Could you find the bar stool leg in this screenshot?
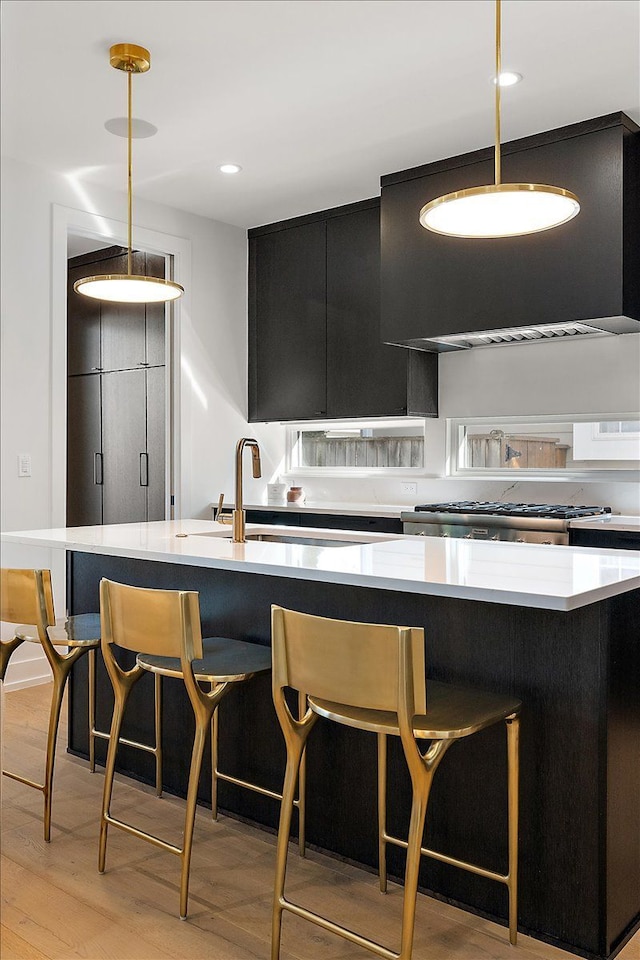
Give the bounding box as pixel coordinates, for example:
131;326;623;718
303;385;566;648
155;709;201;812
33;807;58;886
506;715;520;945
398;739;449;960
0;637;24;682
179;707;213;920
211;698;219;821
297;690;307;858
42;650;84;842
99;673;141;873
154;673;163;797
377;732;387;893
271;710;317;960
88;648;97;773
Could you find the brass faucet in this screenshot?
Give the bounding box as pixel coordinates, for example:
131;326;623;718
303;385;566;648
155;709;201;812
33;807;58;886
232;438;262;542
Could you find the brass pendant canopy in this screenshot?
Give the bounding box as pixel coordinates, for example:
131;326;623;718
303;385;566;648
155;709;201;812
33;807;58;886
420;0;580;239
75;43;184;304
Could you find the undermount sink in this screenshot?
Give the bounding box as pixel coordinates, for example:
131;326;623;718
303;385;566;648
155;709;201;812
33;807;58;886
244;532;371;547
189;528;392;547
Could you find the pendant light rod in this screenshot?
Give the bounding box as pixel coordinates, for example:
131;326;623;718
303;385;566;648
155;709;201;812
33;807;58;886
74;43;184;303
127;66;133;276
495;0;501;186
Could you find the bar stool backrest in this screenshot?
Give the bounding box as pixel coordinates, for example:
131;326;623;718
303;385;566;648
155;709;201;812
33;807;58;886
100;579;204;661
0;569;55;642
271;606;426;715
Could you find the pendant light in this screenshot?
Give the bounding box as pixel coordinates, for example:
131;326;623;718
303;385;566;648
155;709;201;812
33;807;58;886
75;44;184;303
419;0;580;239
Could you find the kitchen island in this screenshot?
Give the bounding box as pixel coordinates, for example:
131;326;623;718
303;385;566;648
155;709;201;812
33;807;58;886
2;520;639;960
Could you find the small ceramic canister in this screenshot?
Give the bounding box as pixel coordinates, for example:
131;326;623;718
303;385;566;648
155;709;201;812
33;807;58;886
286;486;305;504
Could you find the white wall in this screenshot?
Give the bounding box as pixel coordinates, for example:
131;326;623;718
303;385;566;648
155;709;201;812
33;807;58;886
0;155;284;686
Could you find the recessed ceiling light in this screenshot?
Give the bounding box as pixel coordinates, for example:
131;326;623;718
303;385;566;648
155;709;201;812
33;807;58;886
492;71;523;87
104;117;158;138
219;163;242;174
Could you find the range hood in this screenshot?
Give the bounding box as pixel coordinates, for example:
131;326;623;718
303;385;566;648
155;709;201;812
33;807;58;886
412;318;639;352
380;113;640;352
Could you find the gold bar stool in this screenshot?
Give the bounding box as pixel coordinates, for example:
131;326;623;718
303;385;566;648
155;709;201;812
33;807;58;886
98;577;277;919
270;606;521;960
0;568;100;842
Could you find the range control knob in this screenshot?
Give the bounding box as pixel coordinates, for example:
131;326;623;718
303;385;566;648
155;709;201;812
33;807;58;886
464;533;473;539
516;538;525;543
418;531;426;536
442;533;450;537
491;535;499;540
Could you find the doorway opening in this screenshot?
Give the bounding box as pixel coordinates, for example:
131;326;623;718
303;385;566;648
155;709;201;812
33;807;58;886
66;234;173;526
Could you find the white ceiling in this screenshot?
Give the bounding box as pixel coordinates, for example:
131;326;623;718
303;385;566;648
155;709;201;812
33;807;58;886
2;0;639;229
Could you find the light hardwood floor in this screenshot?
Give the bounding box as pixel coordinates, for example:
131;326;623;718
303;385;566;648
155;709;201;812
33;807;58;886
1;683;638;960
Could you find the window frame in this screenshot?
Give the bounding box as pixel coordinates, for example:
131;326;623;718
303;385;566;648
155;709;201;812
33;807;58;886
284;418;428;478
447;412;640;482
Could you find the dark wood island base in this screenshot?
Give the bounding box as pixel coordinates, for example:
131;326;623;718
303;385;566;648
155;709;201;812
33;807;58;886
67;551;640;960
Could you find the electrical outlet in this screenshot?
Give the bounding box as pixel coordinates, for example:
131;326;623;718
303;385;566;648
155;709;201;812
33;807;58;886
401;482;417;496
18;454;31;478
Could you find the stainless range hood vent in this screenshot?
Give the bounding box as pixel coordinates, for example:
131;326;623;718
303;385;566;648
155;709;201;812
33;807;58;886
427;321;612;350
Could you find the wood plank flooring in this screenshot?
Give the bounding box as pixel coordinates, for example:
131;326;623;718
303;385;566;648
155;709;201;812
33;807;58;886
1;683;638;960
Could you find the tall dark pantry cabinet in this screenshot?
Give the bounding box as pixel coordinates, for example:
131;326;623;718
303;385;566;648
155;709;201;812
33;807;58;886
67;247;167;526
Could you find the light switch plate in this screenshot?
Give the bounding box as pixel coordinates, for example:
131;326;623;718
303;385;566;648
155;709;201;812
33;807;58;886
401;482;417;496
18;454;31;477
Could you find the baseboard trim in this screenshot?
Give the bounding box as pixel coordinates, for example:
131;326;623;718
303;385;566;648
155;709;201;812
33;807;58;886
3;656;52;692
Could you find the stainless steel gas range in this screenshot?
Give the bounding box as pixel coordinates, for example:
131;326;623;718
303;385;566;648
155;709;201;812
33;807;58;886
401;501;612;545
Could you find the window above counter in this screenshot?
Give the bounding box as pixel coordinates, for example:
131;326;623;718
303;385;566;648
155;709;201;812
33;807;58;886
448;414;640;481
286;419;426;476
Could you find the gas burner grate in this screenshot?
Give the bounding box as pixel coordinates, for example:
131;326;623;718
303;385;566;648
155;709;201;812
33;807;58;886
414;501;611;520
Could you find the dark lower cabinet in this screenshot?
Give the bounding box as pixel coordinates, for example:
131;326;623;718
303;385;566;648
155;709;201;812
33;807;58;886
249;199;437;422
246;509;402;534
569;528;640;550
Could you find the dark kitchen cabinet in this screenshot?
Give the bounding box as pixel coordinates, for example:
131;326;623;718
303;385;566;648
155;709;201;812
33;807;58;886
102;370;148;524
68;249;167;374
249;220;327;421
67;374;103;525
245;509;403;534
569;527;640;550
249;200;437;422
66;248;167;526
67;368;166;526
381;113;640;349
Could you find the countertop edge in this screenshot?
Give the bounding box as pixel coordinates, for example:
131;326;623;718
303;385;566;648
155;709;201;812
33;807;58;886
3;526;639;612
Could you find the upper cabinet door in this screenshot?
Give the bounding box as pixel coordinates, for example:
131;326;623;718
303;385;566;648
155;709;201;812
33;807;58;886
100;252;147;372
145;253;167;367
326;205;409;418
249;221;327;421
68;265;102;375
381;117;639;347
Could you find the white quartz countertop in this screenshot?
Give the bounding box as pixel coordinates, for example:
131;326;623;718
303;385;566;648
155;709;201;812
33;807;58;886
3;520;639;612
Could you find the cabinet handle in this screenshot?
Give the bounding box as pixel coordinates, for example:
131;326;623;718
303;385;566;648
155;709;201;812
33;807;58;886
140;452;149;486
94;453;103;485
91;366;103;371
138;361;149;366
314;411;326;416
